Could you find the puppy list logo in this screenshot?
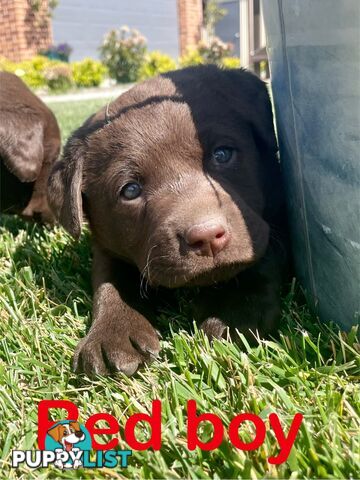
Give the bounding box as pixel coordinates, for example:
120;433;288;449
11;399;304;470
11;408;132;470
45;420;90;469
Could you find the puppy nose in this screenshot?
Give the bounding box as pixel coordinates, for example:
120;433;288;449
185;222;230;257
75;431;83;438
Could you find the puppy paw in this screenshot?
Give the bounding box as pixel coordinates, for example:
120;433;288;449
73;320;161;376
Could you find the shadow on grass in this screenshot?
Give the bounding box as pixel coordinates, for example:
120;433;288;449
0;214;187;337
0;214;92;316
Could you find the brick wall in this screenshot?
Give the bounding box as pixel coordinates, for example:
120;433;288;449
177;0;203;55
0;0;52;62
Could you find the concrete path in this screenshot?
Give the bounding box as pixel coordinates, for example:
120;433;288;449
41;84;134;103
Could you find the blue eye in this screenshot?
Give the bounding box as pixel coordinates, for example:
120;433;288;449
212;146;235;164
120;182;142;200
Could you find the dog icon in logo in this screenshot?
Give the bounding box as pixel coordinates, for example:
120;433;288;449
46;421;88;469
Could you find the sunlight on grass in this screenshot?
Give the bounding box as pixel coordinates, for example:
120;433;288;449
48;98;108;143
0;99;359;479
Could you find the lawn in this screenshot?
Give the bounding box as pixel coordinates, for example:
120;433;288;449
0;98;359;479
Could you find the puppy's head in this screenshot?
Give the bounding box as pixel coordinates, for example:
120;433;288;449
48;422;84;450
48;66;281;287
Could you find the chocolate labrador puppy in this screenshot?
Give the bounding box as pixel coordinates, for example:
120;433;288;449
0;71;60;222
48;65;288;376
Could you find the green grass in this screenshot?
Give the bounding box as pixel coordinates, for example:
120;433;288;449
49;98;108;141
0;99;359;479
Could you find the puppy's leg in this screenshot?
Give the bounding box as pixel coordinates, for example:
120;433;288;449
195;250;285;342
73;243;160;376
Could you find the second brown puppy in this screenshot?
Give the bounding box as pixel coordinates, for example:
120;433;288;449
0;71;60;222
48;65;289;376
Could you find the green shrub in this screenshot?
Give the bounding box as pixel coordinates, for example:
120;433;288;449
200;37;233;63
221;56;240;69
99;26;147;83
72;58;108;87
0;55;68;90
0;55;64;89
20;57;55;88
139;51;176;79
179;48;205;68
44;64;73;91
179;37;234;68
0;57;16;72
1;55;109;91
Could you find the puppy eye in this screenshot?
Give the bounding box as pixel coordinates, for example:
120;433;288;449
120;182;142;200
212;146;235;164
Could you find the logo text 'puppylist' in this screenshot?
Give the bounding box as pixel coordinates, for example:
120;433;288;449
11;400;303;470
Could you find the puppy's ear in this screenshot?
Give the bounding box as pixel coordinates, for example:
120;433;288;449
47;424;66;443
0;113;44;182
226;69;278;155
250;83;278;155
48;137;84;239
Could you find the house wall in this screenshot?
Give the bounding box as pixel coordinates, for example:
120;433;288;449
0;0;52;61
52;0;180;61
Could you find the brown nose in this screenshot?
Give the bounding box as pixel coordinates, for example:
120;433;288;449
185;222;230;257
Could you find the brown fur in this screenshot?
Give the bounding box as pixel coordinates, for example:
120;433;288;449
47;424;67;443
47;422;82;443
0;71;61;222
48;65;289;376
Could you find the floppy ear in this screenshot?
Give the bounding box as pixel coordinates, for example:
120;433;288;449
70;421;81;430
47;425;66;443
0;113;44;182
226;69;278;155
250;84;278;155
47;137;84;239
